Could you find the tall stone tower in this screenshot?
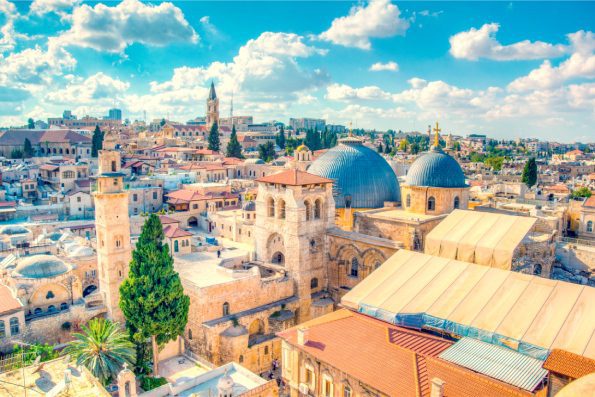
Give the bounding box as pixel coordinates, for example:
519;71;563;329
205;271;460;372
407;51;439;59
93;148;131;323
254;169;335;322
206;81;219;129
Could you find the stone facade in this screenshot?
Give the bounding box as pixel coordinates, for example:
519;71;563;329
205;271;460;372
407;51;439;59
93;149;132;323
401;184;469;215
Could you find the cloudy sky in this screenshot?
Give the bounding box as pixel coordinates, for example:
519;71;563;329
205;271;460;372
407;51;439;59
1;0;594;141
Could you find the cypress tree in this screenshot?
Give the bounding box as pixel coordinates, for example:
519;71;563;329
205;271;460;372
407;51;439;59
521;157;538;187
27;118;35;129
208;122;220;151
276;126;286;149
226;125;243;159
91;125;104;157
23;138;33;158
119;214;190;375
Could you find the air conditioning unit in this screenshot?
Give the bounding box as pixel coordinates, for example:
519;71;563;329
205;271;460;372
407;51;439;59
299;383;310;395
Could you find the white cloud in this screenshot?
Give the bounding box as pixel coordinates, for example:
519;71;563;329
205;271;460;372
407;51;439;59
319;0;409;50
326;83;391;101
46;72;129;103
369;61;399;72
0;0;20;53
29;0;79;17
52;0;198;53
449;23;568;61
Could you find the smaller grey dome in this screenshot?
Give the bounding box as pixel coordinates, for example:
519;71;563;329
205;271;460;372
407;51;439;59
242;201;255;211
13;255;70;279
405;147;466;188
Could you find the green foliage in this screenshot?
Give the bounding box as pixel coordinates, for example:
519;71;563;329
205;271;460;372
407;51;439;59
410;142;420;155
377;143;383;153
140;376;168;391
453;141;461;151
304;129;322;151
571;187;592;199
119;214;190;374
231;316;239;327
275;126;286;149
207;122;220;151
321;128;337;149
226;125;243;158
521;157;538;188
64;318;135;384
23;138;33;158
160;118;166;126
27;118;35;129
258;141;276;162
484;156;505;171
10;149;23;159
384;144;391;154
12;342;59;365
91;125;104;157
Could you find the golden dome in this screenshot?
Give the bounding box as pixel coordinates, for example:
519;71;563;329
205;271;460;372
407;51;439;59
296;144;309;152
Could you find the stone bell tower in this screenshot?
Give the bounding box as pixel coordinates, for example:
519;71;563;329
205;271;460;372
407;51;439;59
254;169;335;322
93;148;131;324
206;81;219;129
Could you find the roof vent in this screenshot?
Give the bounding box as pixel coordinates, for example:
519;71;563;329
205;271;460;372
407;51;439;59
297;327;307;346
430;378;445;397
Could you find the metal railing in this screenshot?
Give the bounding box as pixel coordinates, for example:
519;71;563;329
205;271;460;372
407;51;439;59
557;236;595;247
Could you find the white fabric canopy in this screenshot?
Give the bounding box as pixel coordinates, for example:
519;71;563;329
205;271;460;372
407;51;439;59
424;210;537;269
343;250;595;360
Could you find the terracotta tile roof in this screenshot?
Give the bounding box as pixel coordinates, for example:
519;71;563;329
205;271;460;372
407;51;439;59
584;195;595;208
222;157;244;165
158;215;180;225
0;129;90;145
195;149;219;155
40;164;59;171
0;284;23;315
166;189;209;203
279;309;539;397
543;349;595;379
163;225;193;238
0;201;16;208
255;169;333;186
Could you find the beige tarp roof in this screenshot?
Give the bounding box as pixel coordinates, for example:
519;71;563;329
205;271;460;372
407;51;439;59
342;250;595;359
424;209;537;269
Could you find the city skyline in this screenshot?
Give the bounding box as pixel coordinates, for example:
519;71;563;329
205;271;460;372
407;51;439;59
1;0;594;142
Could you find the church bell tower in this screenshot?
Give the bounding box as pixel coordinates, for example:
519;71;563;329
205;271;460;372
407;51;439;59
206;81;219;129
93;149;131;324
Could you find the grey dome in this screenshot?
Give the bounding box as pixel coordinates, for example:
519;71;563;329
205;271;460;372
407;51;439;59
406;147;466;188
1;225;30;235
308;137;400;208
13;255;70;279
242;200;256;211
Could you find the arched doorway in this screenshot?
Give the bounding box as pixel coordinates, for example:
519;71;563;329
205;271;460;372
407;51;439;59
83;285;97;297
188;216;198;227
271;252;285;265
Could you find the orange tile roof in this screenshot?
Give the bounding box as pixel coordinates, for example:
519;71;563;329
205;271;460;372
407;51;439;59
158;215;180;225
163;225;193;238
278;309;537;397
166;189;209;202
255;169;333;186
543;349;595;379
584;195;595;208
0;284;23;315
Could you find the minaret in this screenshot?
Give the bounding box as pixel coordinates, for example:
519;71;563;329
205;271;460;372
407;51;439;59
206;81;219;129
93;148;131;324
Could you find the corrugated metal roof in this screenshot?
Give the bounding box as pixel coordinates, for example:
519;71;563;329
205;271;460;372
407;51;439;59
439;337;547;392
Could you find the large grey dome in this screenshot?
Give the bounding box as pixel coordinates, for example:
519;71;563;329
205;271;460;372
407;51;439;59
406;147;466;188
308;137;400;208
13;255;70;279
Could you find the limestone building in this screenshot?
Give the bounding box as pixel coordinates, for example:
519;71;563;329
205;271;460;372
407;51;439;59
206;81;219;129
93;147;132;323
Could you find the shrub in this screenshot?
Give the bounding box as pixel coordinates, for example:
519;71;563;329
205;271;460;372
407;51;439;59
140;376;168;391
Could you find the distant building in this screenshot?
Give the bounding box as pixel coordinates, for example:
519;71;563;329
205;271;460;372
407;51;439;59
326;124;346;134
106;108;122;121
206;81;219;129
48;115;121;128
289;118;326;132
220;116;253;131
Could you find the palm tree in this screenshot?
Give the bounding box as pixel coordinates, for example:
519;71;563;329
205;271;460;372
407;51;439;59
65;318;135;384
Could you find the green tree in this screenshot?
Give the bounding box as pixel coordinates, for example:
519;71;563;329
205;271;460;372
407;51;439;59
64;318;135;385
410;142;420;155
258;141;276;162
91;125;104;157
485;156;505;171
23;138;34;158
521;157;538;188
377;143;383;153
120;214;190;376
570;187;592;199
225;125;243;158
208;122;220;151
27;118;35;129
160;118;166;127
453;141;461;152
276;126;286;149
10;149;23;159
384;144;391;154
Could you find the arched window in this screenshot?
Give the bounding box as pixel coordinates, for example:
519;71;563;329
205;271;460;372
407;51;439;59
350;258;359;277
0;320;5;338
34;308;42;315
174;240;179;252
48;305;56;312
111;161;116;172
310;278;318;290
588;221;594;233
343;385;352;397
406;194;411;208
278;199;286;219
427;196;436;211
314;199;322;219
374;261;381;270
188;329;193;340
9;317;18;335
264;346;269;355
267;197;275;217
534;264;542;276
223;302;230;316
305;200;312;221
454;196;460;209
239;355;243;363
60;302;68;311
46;291;55;299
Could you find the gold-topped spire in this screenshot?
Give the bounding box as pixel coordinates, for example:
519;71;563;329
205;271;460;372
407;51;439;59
348;121;353;137
433;121;441;148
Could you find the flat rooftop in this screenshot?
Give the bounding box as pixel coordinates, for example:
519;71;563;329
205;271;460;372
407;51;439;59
174;249;252;288
359;208;446;222
176;362;268;397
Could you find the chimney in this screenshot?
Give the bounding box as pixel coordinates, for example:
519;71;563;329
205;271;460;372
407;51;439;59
430;378;445;397
297;327;307;346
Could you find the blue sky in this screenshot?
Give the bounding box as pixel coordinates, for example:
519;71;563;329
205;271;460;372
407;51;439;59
1;1;594;141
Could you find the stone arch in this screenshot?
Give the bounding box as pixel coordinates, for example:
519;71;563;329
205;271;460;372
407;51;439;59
266;232;285;263
83;284;97;297
314;198;322;219
361;248;387;269
304;199;312;221
248;319;264;346
29;282;69;309
427;196;436;211
454;196;460;209
188;216;198;227
277;198;286;219
334;243;361;263
267;196;275;217
271;251;285;265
